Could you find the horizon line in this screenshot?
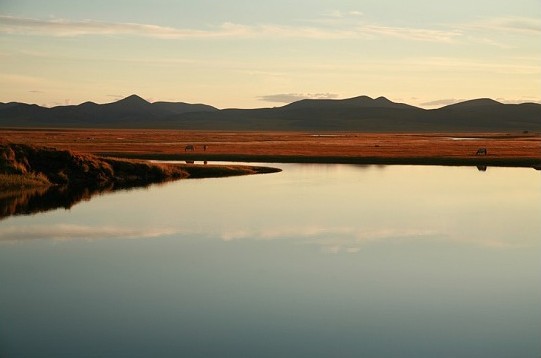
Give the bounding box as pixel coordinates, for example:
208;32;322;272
2;93;541;110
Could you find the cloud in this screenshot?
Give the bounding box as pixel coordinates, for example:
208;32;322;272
0;15;460;42
0;15;350;39
420;98;465;107
0;72;51;85
324;10;364;18
402;56;541;75
361;25;461;42
106;94;125;100
496;97;541;105
500;18;541;33
1;13;538;51
258;93;339;103
467;17;541;34
349;11;364;17
0;15;218;38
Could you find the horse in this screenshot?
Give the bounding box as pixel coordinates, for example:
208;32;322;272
185;144;195;152
475;148;487;156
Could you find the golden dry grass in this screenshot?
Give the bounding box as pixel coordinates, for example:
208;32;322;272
1;128;540;166
0;173;51;190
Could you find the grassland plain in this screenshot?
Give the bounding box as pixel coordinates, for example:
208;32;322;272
1;129;539;168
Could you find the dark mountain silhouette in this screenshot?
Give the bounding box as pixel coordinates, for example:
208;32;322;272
440;98;503;110
152;101;219;114
0;95;539;132
281;96;417;111
0;95;218;127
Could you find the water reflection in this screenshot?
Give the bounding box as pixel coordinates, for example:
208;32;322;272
0;182;163;221
1;164;538;250
0;164;539;358
0;223;179;242
476;165;487;171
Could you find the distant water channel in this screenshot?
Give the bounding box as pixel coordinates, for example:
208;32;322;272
1;164;540;358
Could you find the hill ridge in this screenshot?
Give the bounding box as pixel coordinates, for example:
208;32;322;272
441;98;503;109
1;95;539;132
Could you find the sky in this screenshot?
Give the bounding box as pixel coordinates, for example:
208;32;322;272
1;0;540;109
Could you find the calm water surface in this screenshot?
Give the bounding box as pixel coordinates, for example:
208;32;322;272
1;164;540;357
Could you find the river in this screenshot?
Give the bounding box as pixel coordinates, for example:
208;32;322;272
1;164;540;357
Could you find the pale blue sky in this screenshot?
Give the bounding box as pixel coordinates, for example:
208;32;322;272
1;0;540;108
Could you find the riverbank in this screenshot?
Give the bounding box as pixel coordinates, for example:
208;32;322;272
0;142;281;190
109;152;541;169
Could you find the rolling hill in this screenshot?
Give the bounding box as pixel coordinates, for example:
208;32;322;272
0;95;539;132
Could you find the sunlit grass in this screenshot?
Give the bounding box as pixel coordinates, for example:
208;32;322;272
0;173;51;190
1;129;538;165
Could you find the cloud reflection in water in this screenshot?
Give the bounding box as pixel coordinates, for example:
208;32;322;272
0;223;528;252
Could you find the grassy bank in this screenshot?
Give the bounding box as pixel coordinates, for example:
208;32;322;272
0;142;280;190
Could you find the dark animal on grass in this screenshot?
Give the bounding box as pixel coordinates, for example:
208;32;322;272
475;148;487;156
185;145;195;152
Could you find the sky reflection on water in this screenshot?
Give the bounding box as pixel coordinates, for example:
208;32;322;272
0;164;540;357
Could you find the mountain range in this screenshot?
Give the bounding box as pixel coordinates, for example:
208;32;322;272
1;94;540;132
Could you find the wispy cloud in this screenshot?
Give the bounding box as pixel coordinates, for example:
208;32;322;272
420;98;465;107
466;16;541;35
106;94;125;100
403;56;541;75
258;93;339;103
324;10;364;18
0;15;225;38
361;25;461;42
0;15;461;43
0;72;52;85
495;97;541;105
0;15;347;39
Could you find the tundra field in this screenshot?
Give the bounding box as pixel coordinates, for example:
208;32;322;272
1;128;540;168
